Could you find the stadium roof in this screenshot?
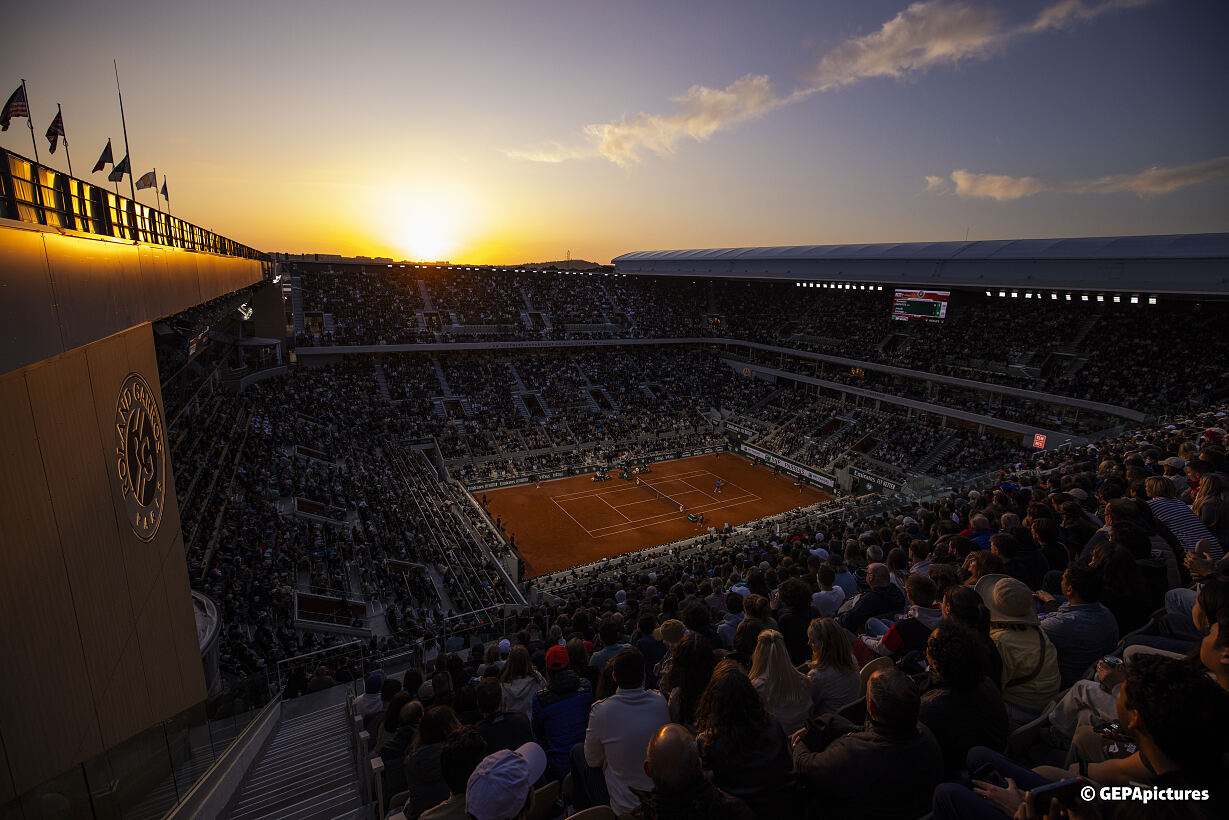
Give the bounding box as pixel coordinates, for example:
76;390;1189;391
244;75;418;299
612;233;1229;295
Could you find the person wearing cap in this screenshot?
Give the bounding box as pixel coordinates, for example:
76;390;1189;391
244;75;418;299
582;648;671;817
1161;456;1189;495
531;644;593;780
465;742;548;820
976;576;1060;729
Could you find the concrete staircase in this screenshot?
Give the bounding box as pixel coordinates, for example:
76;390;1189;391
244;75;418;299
289;277;305;336
223;689;364;820
914;433;962;474
507;362;527;392
513;393;535;424
1069;315;1100;351
373;362;393;402
431;356;452;395
417;280;435;310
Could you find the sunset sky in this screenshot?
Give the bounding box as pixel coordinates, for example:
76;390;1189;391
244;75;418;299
3;0;1227;264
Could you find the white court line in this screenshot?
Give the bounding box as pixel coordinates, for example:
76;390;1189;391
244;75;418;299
585;492;761;537
585;497;763;538
598;494;633;521
551;496;597;539
540;456;775;538
551;484;643;502
550;469;714;502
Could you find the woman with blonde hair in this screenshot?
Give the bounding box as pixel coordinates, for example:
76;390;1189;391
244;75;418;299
803;618;860;715
749;629;813;732
1193;473;1228;552
499;645;544;719
1144;473;1222;558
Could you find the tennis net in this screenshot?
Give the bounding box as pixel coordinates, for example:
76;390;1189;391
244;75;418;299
636;478;686;514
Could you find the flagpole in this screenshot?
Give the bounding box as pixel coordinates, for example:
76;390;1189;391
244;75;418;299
21;79;39;164
153;166;162;210
58;104;73;177
162;175;170;216
113;60;137;207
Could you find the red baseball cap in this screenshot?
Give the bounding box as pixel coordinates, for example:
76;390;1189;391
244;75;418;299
545;645;570;670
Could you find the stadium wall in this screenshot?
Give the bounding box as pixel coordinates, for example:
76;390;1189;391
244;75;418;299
0;218;267;376
0;323;205;798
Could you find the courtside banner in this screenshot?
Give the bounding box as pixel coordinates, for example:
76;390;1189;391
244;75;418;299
464;447;722;491
725;422;755;437
850;467;899;492
739;444;835;489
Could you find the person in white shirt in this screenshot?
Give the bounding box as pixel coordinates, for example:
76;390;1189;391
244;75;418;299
583;648;671;816
811;565;846;618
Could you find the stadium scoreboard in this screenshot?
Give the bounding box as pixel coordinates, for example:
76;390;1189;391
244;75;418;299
892;289;950;323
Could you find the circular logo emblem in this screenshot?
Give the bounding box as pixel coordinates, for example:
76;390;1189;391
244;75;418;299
115;372;166;541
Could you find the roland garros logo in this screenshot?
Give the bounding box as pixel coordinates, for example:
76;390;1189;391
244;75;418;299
115;372;166;541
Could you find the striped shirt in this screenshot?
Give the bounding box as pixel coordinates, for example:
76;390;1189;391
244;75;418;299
1147;497;1224;561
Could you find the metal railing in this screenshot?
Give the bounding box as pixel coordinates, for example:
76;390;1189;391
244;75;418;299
0;670;279;820
1;147;267;262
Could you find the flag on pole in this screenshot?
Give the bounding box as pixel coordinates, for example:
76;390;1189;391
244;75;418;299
109;153;130;182
1;84;29;131
160;178;169;202
45;111;65;153
136;170;156;189
92;139;114;172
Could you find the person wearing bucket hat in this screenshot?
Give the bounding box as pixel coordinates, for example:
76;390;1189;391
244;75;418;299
979;577;1061;728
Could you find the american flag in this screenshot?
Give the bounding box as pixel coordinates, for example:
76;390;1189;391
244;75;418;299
45;111;65;153
1;85;29;132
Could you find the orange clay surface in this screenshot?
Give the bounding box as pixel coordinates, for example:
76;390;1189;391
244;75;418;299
482;453;831;577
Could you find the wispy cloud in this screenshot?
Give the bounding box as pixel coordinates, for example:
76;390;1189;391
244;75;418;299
506;0;1156;166
581;74;793;167
806;1;1004;91
925;155;1229;200
1026;0;1154;33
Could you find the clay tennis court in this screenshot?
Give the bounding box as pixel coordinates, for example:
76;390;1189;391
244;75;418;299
483;453;831;576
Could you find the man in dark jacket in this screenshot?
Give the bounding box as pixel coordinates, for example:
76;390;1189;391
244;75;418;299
475;681;533;755
917;625;1008;779
837;564;906;633
379;701;424;804
532;645;593;779
632;724;751;820
792;668;943;820
991;534;1048;591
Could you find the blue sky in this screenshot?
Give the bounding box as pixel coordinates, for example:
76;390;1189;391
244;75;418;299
2;0;1226;262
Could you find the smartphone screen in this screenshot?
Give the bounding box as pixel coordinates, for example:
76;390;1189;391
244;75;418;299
971;763;1007;789
1029;778;1085;813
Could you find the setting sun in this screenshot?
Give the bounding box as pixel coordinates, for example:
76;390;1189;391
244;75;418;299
379;181;484;262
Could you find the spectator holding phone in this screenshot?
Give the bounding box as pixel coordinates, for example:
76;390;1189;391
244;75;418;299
932;654;1229;820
